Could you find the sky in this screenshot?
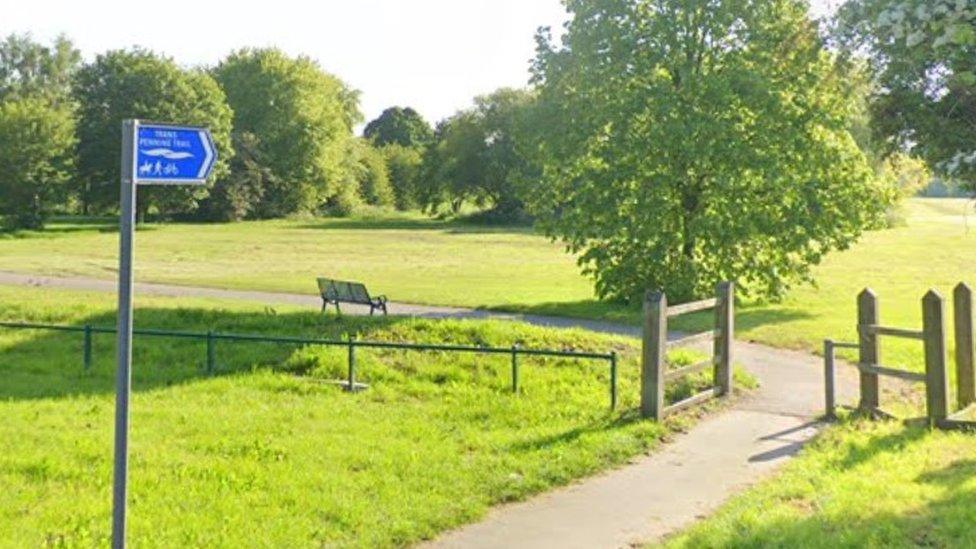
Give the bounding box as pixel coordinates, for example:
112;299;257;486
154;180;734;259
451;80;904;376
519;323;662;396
1;0;839;128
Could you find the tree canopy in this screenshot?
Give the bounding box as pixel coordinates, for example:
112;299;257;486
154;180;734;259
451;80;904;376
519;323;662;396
363;107;433;148
0;96;75;229
421;88;539;217
213;48;360;218
73;48;232;217
530;0;892;302
0;33;79;103
0;34;78;229
381;144;424;210
836;0;976;185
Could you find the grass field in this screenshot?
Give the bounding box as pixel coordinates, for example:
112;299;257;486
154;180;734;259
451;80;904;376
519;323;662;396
4;201;973;546
3;199;976;379
0;285;747;547
0;212;593;309
660;415;976;548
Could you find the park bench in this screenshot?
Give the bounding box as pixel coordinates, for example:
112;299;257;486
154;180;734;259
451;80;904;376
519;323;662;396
317;278;388;316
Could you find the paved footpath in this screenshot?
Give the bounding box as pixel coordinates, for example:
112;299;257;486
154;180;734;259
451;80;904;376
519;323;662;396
0;271;860;548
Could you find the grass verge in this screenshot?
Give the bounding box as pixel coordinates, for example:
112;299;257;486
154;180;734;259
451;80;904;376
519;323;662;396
660;414;976;548
0;286;749;547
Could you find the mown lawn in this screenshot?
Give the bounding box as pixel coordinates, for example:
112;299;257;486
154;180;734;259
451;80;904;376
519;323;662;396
0;285;735;548
2;199;975;376
0;212;592;309
660;415;976;548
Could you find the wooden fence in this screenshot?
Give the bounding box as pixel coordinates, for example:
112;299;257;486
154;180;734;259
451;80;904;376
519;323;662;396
641;282;734;420
824;284;976;429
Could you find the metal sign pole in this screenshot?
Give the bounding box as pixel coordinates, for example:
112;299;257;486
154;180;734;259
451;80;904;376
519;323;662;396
109;119;215;547
112;118;138;549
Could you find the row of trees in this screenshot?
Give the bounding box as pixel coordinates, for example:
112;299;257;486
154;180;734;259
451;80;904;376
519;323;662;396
0;32;542;229
362;94;540;220
2;0;970;305
0;36;409;228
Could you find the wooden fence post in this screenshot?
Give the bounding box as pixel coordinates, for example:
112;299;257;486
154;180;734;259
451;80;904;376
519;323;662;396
923;290;950;424
642;291;667;420
858;289;880;412
714;281;735;397
954;283;975;409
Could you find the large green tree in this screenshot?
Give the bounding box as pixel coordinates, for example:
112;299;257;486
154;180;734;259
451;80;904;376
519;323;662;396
0;34;79;229
73;49;232;218
530;0;892;302
363;107;434;148
213;48;361;218
836;0;976;185
0;97;75;229
422;88;540;217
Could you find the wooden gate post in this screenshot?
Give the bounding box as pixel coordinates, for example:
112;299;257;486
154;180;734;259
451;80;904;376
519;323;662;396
642;291;667;420
923;290;950;424
714;281;735;396
953;283;975;409
858;289;880;412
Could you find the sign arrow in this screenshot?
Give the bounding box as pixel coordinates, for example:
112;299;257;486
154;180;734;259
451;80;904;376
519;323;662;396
135;123;218;185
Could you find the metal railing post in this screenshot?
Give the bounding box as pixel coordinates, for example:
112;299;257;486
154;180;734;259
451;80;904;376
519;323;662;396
83;324;93;373
824;340;836;419
511;345;520;394
642;290;667;420
347;336;357;391
610;352;618;411
206;331;216;375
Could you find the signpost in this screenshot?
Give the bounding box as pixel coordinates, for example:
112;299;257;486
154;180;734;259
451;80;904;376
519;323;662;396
112;120;216;549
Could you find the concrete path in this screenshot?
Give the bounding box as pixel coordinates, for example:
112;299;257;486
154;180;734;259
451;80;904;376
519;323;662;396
0;271;862;547
0;271;645;335
428;343;858;549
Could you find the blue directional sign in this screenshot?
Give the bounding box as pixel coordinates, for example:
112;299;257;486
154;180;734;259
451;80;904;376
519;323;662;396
134;123;217;184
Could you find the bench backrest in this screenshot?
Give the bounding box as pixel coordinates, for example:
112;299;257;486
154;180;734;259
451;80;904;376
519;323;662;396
318;278;372;303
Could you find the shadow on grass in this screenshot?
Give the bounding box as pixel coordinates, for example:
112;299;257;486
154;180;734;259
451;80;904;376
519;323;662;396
0;307;412;402
294;217;537;235
507;409;645;452
491;300;817;335
488;300;641;326
0;220;162;238
830;420;929;469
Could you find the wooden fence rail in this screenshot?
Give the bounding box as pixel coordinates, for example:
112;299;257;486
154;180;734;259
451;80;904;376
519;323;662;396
854;288;949;424
823;285;976;428
641;282;734;420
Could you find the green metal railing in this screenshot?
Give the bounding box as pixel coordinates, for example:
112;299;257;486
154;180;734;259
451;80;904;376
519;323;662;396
0;321;620;409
